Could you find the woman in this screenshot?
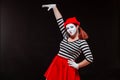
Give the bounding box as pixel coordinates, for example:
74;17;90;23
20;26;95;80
42;4;93;80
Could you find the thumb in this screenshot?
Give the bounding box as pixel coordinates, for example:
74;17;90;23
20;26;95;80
47;7;51;11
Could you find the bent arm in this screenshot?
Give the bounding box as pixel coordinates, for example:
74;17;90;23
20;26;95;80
78;59;90;68
80;40;93;63
78;40;93;69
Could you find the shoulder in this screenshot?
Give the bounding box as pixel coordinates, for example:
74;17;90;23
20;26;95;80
78;39;89;46
79;39;87;43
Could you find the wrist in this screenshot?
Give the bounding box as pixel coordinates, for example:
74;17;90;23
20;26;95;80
77;64;80;69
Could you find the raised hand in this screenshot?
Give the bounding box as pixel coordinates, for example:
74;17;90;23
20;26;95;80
42;4;56;11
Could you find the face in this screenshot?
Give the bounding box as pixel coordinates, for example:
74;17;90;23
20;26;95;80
66;23;77;36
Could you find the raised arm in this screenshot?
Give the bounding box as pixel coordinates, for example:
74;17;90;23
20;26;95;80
42;4;68;38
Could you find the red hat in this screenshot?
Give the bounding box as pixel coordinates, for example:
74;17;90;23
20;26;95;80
64;17;80;28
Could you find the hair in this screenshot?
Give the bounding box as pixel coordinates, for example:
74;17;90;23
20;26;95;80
78;27;88;40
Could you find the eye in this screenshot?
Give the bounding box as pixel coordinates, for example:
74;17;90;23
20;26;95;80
66;27;69;30
70;26;74;28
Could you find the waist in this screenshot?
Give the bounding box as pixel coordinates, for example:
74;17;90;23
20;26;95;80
57;54;74;60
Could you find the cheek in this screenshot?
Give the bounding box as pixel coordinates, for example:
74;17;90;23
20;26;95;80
67;29;70;33
67;28;76;33
72;28;77;32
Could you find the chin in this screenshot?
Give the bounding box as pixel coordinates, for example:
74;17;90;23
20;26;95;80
70;34;75;37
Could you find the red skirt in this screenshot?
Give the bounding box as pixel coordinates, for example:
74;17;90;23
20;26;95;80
44;55;80;80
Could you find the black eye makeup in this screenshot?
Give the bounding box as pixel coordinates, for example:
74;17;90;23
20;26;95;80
66;27;69;30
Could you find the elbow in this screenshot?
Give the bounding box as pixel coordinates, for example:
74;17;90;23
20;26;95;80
86;57;94;63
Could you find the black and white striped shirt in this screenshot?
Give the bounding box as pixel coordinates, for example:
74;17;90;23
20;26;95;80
57;18;93;62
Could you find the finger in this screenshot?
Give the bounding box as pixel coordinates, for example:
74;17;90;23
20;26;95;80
68;62;74;65
68;59;73;62
68;60;71;63
42;5;49;8
69;63;72;65
68;60;72;64
70;59;74;61
68;61;72;64
68;64;73;66
42;5;46;8
47;7;51;11
68;60;74;63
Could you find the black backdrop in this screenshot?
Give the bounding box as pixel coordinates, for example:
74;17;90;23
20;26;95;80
1;0;119;80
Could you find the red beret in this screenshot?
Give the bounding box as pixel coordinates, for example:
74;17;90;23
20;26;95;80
64;17;80;28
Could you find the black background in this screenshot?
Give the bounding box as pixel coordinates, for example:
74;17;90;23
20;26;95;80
1;0;119;80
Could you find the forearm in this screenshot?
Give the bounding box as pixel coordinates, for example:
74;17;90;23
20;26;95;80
78;59;90;69
53;6;62;20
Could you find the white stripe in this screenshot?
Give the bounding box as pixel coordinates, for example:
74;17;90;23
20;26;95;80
86;58;93;62
84;52;92;56
57;18;63;22
58;20;64;25
83;50;91;53
80;45;88;49
82;47;89;51
63;33;66;37
79;41;87;45
60;26;65;31
86;55;93;58
59;23;64;28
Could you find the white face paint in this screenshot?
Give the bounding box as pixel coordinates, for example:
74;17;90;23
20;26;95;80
66;23;77;36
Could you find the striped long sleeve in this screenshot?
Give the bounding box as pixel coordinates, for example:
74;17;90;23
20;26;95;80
79;40;93;62
57;18;68;38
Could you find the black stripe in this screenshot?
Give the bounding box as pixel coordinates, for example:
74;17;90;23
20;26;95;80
59;53;75;60
57;18;63;22
81;45;89;49
82;48;90;52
